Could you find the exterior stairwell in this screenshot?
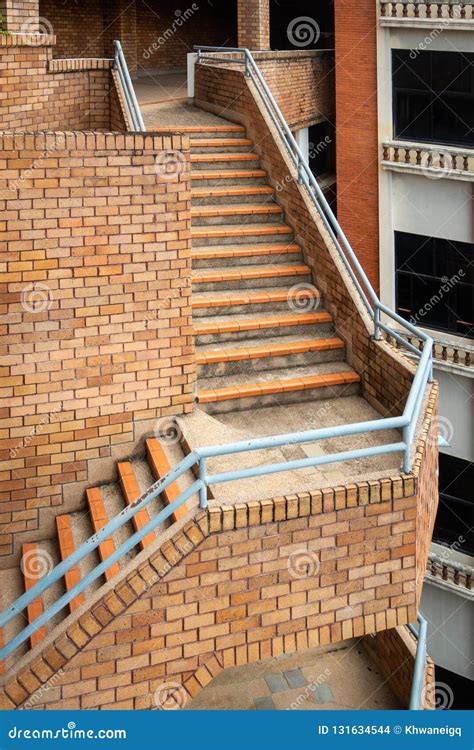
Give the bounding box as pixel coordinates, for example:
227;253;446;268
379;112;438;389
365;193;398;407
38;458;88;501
0;438;196;677
181;124;361;413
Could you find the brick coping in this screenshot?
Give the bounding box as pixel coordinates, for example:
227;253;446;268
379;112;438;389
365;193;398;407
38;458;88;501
0;131;190;151
0;32;56;47
0;380;437;708
48;58;113;73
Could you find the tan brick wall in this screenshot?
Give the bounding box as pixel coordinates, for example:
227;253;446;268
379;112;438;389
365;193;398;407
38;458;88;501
0;431;437;709
363;626;436;709
238;0;269;49
0;131;195;560
334;0;380;291
0;35;116;131
0;0;38;32
195;51;334;131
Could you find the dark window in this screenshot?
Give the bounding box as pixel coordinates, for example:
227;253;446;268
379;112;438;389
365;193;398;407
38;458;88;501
309;121;335;177
433;454;474;556
392;50;474;147
270;0;334;50
395;231;474;339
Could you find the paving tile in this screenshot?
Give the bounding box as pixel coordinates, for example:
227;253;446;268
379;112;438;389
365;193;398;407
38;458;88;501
264;672;289;694
311;683;335;704
283;668;307;689
254;696;276;710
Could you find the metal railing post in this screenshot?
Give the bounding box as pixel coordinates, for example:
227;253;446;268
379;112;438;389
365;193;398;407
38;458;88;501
199;457;208;508
409;615;428;710
403;424;411;473
374;307;381;340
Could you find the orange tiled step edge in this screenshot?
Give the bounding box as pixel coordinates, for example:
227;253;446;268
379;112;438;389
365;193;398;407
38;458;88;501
192;225;292;240
191;204;282;218
192;288;320;310
21;543;46;648
192;186;274;199
192;169;266;180
194;312;332;336
55;515;85;613
190;152;259;163
198;371;361;404
118;462;154;550
192;243;300;261
145;439;187;523
86;488;120;582
157;125;245;133
192;138;253;148
196;337;345;365
192;264;311;284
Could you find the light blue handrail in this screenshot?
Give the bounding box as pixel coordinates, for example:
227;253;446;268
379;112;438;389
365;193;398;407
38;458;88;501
113;40;145;131
408;614;428;710
0;49;434;666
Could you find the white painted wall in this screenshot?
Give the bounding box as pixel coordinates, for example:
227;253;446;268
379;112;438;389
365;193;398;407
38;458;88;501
436;370;474;462
295;127;309;163
421;582;474;681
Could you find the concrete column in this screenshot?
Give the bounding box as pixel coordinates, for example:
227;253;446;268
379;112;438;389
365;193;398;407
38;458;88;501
238;0;270;50
0;0;40;33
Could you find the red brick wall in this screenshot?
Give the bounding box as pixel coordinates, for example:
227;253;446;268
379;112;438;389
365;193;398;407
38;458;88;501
39;0;105;58
334;0;380;291
0;131;194;560
0;35;115;131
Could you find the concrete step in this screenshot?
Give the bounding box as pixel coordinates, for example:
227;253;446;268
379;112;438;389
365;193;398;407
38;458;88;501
191;203;283;226
145;439;188;523
118;462;155;550
194;310;334;344
192;223;293;247
157;125;246;138
196;334;346;377
65;510;102;601
192;185;274;206
190;153;260;171
1;566;28;673
191;169;268;187
192;286;321;317
192;263;311;291
191;138;254;153
192;242;302;268
198;362;361;414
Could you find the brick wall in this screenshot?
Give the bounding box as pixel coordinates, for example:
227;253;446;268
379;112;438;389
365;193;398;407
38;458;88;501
0;35;116;131
0;131;195;560
238;0;269;49
0;0;38;32
0;424;436;710
334;0;380;290
363;626;436;709
39;0;105;58
195;51;334;132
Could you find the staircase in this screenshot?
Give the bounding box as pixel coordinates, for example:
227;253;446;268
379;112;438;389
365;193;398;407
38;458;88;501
0;438;195;675
0;119;363;679
184;123;361;413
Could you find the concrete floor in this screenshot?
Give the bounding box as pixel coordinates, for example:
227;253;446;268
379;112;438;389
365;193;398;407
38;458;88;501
178;398;403;505
134;70;187;108
187;641;402;710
